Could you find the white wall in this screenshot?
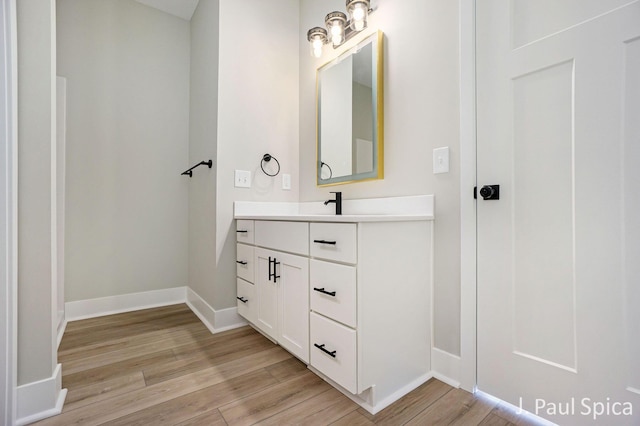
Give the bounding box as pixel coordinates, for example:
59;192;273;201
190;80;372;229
16;0;58;386
16;2;68;422
57;0;190;302
189;0;219;305
212;0;300;310
300;0;462;356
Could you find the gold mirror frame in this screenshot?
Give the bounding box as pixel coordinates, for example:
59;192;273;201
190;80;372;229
316;31;384;186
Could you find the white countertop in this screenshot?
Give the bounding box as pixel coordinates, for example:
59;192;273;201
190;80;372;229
234;195;434;222
234;213;432;222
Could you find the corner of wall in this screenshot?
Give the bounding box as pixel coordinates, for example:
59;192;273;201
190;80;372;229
15;364;66;426
186;287;247;333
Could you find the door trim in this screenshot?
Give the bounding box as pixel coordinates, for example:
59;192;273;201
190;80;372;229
1;0;18;423
458;0;478;393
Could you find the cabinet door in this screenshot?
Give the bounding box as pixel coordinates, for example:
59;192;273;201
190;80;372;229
255;248;279;340
277;251;310;363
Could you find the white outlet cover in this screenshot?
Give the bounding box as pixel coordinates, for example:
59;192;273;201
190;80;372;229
433;147;450;174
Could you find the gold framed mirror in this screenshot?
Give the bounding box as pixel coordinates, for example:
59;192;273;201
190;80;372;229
316;31;383;186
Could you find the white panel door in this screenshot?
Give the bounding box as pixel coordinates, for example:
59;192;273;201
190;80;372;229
277;251;309;363
477;1;640;424
255;248;278;340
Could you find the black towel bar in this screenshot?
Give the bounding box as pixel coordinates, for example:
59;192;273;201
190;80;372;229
181;160;212;177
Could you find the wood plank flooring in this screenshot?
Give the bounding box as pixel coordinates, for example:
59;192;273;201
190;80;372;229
34;304;537;426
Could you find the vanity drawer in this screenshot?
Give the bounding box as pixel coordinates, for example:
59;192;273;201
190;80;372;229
236;220;255;244
255;221;309;256
236;278;256;323
310;260;356;328
310;223;357;264
236;243;254;283
310;312;357;394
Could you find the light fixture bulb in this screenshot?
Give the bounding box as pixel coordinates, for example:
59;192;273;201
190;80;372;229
330;23;341;37
312;37;323;58
331;23;343;45
307;27;327;58
325;11;347;47
353;4;365;21
347;0;369;32
353;16;365;31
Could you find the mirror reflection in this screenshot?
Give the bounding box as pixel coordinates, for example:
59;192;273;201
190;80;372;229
317;31;383;186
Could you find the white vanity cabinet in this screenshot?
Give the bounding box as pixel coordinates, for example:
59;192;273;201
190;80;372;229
235;213;433;414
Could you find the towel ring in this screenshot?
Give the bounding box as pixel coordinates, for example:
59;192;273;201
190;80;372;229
261;154;280;177
320;161;333;179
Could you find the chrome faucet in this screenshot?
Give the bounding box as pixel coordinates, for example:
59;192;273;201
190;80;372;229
324;191;342;215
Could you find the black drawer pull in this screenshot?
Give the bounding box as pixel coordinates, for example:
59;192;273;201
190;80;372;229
313;287;336;297
314;343;336;358
237;296;248;304
236;230;248;233
313;239;337;245
236;260;248;265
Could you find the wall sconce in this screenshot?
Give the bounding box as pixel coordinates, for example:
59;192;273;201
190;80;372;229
307;0;374;58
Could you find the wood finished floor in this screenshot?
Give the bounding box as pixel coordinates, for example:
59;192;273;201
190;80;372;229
34;304;537;426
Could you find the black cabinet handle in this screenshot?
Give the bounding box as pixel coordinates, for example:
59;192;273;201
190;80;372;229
237;296;248;304
273;258;280;283
313;287;336;297
236;230;248;233
236;260;248;265
314;343;336;358
313;239;337;245
268;257;281;283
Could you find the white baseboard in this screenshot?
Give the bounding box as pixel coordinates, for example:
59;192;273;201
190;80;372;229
16;364;67;426
308;366;432;415
63;286;246;334
368;372;433;414
431;347;461;388
186;288;247;334
65;287;188;321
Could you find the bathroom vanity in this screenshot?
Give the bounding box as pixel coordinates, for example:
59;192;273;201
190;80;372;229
234;195;433;414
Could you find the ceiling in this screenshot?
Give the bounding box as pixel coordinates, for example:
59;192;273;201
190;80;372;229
134;0;200;21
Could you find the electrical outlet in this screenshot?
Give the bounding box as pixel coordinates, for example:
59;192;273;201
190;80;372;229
282;174;291;190
234;170;251;188
433;147;450;174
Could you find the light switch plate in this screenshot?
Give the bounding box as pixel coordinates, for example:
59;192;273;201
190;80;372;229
282;173;291;190
234;170;251;188
433;147;450;174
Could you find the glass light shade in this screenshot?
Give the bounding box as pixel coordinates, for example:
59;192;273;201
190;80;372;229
346;0;369;32
307;27;327;58
325;12;347;47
